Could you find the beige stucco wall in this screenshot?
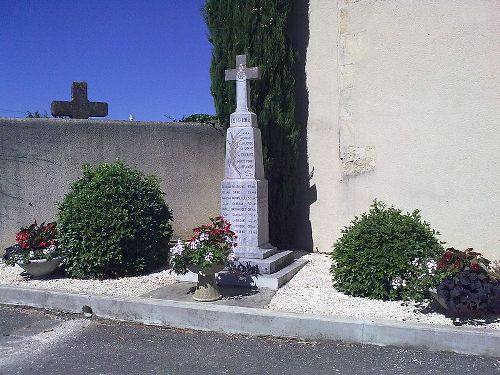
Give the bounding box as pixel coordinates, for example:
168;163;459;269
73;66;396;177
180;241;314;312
306;0;500;260
0;118;225;252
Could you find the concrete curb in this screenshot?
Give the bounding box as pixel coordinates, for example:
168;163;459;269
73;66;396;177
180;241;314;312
0;285;90;313
1;285;499;357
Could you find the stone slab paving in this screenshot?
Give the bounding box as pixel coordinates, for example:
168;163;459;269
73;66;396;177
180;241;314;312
142;282;275;309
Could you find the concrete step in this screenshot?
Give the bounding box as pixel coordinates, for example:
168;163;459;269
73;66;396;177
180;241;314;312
234;243;278;259
236;250;294;275
177;256;309;290
218;258;308;290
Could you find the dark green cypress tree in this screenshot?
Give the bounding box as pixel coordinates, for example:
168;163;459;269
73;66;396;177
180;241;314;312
204;0;299;248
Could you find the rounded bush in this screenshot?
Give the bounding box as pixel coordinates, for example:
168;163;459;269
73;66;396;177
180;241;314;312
331;201;444;301
57;162;173;279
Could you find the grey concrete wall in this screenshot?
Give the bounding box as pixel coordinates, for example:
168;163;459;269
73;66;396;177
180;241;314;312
306;0;500;260
0;118;225;251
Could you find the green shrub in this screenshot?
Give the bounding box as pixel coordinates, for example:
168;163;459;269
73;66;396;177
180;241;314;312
57;162;173;279
331;200;444;301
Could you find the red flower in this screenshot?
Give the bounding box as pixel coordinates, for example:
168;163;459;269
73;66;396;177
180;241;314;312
45;222;57;230
470;263;480;272
15;230;30;248
442;252;452;262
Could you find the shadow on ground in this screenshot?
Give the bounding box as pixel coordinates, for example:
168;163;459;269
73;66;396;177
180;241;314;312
416;300;500;327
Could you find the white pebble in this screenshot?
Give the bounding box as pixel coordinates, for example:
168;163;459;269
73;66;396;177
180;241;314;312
1;254;498;330
0;263;176;297
267;253;500;330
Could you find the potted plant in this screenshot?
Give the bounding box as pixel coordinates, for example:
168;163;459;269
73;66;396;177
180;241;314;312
430;248;500;316
170;216;237;301
2;221;63;277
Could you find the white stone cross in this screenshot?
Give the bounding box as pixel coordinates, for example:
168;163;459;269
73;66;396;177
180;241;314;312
225;55;260;113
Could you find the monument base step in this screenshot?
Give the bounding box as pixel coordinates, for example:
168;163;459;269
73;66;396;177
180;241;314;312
176;257;308;290
234;243;278;259
236;250;294;274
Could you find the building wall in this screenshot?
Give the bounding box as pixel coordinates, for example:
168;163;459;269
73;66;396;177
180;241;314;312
306;0;500;260
0;118;225;251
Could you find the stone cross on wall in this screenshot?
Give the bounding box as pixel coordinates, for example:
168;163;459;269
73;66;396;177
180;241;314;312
225;55;260;113
51;81;108;119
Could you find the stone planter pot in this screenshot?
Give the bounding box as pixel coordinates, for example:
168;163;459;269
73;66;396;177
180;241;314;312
18;257;63;277
187;264;225;302
429;288;450;311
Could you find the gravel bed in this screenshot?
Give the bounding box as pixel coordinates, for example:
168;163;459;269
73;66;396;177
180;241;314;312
267;253;500;330
1;254;498;329
0;263;176;297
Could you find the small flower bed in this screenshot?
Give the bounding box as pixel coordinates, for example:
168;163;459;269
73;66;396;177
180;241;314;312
170;216;237;274
2;221;60;266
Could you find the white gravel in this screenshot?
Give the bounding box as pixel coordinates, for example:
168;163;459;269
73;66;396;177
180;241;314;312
0;263;176;297
267;253;500;329
1;254;498;329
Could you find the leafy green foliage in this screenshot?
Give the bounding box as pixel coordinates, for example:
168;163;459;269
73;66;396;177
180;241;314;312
490;261;500;280
179;114;219;124
331;201;444;301
164;113;219;124
57;162;173;279
26;110;66;119
164;113;222;134
26;111;49;118
203;0;299;247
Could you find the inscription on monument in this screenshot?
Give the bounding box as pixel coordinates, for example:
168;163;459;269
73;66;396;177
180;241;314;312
221;180;268;246
226;129;255;178
230;112;254;126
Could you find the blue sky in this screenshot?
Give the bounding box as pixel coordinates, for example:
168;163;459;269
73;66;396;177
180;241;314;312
0;0;215;121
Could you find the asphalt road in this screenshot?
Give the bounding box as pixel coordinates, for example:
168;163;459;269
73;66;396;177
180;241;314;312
0;305;499;375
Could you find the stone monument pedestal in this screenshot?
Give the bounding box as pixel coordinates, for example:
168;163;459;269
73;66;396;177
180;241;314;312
221;55;308;288
177;253;308;290
178;54;307;289
218;113;307;288
221;178;275;259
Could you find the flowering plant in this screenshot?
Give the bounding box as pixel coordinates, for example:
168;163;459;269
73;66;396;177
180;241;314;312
169;216;237;274
2;221;60;266
432;248;499;315
436;247;490;278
